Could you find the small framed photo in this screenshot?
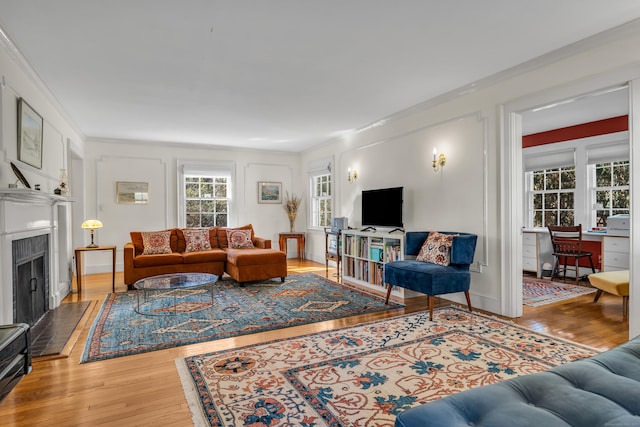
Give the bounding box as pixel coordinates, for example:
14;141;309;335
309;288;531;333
17;98;43;169
117;181;149;204
258;181;282;204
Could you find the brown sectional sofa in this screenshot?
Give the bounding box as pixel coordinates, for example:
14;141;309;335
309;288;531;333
123;224;287;289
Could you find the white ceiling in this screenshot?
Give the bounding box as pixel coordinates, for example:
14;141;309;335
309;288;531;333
1;1;639;152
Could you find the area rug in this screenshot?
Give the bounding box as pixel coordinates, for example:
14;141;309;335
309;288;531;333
523;279;596;306
81;273;402;363
176;306;598;427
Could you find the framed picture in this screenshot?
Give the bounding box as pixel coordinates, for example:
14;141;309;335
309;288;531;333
17;98;43;169
116;181;149;204
258;181;282;204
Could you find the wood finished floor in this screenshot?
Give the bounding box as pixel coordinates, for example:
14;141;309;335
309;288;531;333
0;260;630;426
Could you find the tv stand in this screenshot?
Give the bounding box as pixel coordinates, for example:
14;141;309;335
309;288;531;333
360;226;377;232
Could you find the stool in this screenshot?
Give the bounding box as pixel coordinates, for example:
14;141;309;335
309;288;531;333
588;270;629;319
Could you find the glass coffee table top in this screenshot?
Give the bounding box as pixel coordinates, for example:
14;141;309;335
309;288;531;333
133;272;218;316
134;272;218;291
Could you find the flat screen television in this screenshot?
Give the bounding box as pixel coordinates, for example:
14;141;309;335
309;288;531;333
361;187;403;229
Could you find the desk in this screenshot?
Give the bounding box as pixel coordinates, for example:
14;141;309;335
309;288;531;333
522;228;629;277
278;232;305;260
75;246;117;293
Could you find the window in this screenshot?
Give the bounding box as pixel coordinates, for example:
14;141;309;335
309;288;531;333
185;176;229;227
592;161;630;227
527;166;576;227
310;173;332;228
178;161;234;228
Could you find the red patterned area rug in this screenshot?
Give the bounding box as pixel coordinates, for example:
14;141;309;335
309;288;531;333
523;278;596;307
176;306;598;427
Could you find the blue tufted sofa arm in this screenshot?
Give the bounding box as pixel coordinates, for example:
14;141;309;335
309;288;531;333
404;232;477;265
394;335;640;427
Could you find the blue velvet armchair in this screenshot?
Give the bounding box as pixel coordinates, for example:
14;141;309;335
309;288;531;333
384;231;478;320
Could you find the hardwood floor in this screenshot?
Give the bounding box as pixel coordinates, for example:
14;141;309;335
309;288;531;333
0;260;629;426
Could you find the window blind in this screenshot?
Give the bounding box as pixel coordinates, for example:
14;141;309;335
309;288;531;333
523;149;575;172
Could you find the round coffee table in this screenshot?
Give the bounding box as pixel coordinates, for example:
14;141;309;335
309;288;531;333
133;272;218;316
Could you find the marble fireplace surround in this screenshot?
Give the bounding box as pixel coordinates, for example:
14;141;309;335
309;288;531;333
0;189;72;325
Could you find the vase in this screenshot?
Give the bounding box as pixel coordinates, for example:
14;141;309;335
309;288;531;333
59;169;69;196
288;215;296;232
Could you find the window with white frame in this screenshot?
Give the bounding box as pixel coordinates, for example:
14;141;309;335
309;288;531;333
527;166;576;227
185;176;229;227
591;160;630;227
179;162;233;228
310;173;332;228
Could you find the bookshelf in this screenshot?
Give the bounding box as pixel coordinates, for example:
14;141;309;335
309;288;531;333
341;229;405;300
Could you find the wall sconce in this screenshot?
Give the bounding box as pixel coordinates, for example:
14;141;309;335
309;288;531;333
81;219;103;248
432;148;446;172
348;167;358;183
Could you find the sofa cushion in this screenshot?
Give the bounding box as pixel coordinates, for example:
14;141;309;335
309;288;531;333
175;227;219;252
416;231;456;266
226;229;254;249
131;229;179;255
141;230;173;255
132;252;184;268
217;224;254;249
183;248;227;264
225;248;286;267
182;228;213;252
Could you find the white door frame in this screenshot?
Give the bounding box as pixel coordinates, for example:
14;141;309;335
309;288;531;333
501;64;640;338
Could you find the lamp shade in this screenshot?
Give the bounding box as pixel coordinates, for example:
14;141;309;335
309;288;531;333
81;219;103;230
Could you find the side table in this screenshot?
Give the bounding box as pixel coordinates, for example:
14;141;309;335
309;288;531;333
278;232;305;260
75;246;117;293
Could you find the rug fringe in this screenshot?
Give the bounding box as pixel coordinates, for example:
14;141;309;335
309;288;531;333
175;359;209;427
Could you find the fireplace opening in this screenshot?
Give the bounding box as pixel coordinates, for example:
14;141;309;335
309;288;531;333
13;235;49;326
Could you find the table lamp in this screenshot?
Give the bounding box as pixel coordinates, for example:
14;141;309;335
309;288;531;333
81;219;103;248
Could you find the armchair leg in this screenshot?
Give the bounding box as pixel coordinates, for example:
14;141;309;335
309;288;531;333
464;291;473;313
428;295;434;321
385;283;393;304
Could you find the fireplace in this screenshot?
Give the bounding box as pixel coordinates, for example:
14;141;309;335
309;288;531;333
13;234;49;325
0;190;72;325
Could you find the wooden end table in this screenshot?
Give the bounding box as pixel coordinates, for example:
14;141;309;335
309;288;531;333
278;232;305;260
74;246;117;293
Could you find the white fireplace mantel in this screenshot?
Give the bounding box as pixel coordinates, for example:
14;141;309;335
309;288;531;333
0;188;74;324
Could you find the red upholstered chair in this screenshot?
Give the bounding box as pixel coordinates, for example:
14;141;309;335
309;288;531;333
547;225;596;285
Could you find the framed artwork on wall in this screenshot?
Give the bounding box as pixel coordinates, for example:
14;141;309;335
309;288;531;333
17;98;43;169
116;181;149;204
258;181;282;204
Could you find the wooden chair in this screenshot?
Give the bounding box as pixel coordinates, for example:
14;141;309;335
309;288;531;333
547;225;596;285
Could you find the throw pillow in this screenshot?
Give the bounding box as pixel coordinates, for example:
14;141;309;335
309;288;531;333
141;230;173;255
226;228;254;249
416;231;455;266
182;228;212;252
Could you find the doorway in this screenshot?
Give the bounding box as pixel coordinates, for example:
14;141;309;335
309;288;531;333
500;67;640;339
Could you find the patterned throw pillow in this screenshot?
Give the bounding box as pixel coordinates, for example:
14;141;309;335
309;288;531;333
183;228;212;253
226;229;254;249
141;230;173;255
416;231;455;266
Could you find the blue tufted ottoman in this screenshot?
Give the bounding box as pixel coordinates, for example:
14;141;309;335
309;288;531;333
395;335;640;427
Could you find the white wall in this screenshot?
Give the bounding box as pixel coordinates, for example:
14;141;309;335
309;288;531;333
0;41;83;191
83;139;301;272
0;33;84;302
301;26;640;337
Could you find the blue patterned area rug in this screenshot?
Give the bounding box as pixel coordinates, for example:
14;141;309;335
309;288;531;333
176;306;598;427
81;273;402;363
